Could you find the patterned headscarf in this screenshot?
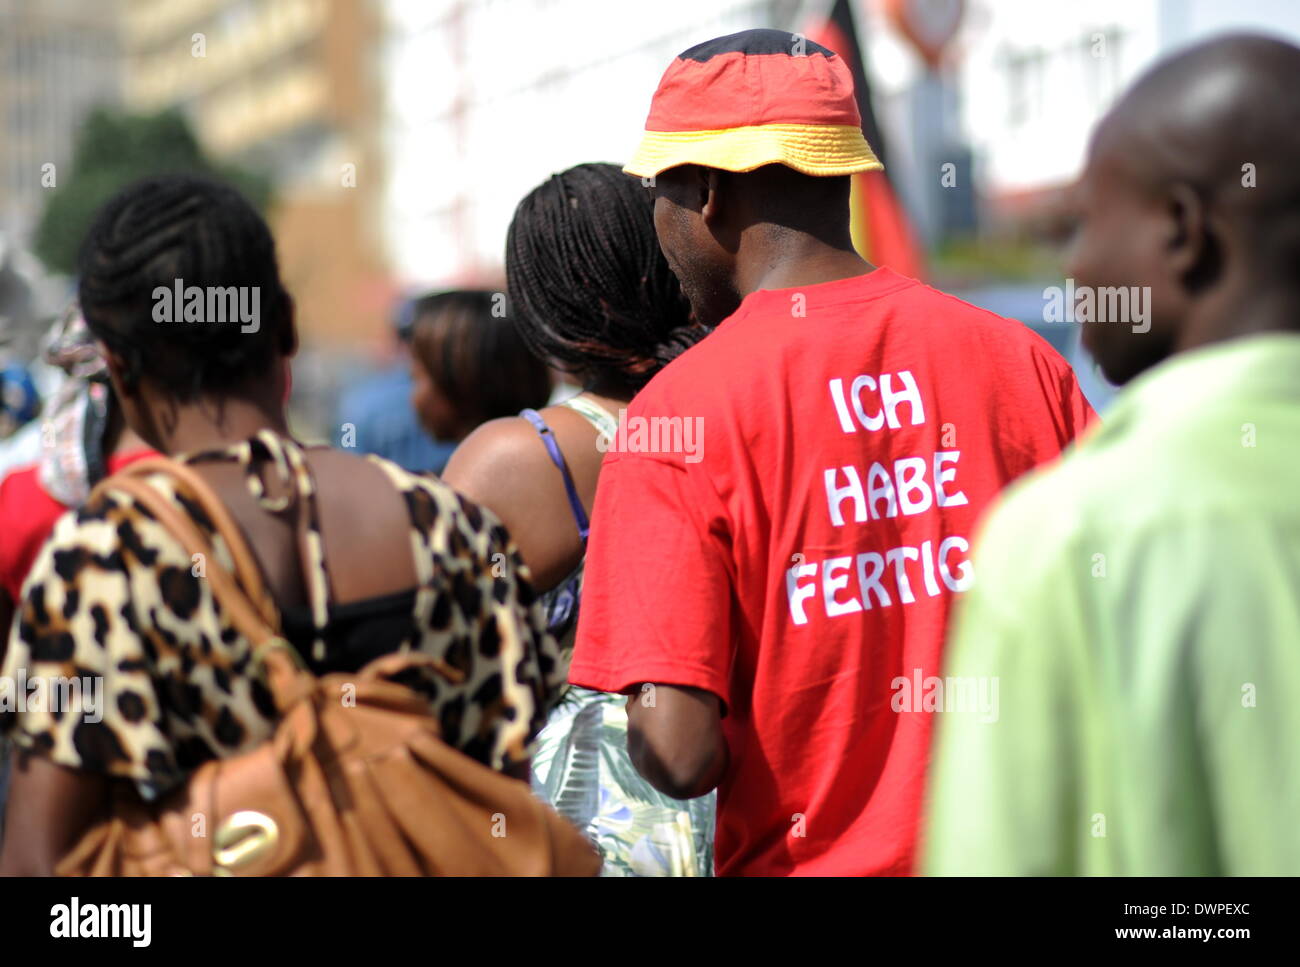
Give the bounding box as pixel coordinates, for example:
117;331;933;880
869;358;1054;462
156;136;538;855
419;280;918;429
37;301;112;507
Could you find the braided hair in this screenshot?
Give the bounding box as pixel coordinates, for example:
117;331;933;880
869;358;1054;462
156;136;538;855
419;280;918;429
505;163;702;390
77;174;292;401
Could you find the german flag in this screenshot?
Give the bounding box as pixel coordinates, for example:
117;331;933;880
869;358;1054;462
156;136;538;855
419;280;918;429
807;0;927;280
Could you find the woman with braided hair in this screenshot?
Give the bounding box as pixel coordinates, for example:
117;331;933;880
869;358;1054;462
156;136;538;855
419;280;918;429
443;162;716;876
0;174;561;874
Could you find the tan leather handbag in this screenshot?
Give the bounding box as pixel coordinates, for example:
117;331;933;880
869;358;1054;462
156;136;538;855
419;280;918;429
56;457;600;877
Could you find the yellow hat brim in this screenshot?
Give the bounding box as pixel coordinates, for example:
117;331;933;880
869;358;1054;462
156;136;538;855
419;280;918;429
623;123;883;179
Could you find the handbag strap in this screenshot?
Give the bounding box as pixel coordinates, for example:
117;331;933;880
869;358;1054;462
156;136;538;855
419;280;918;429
111;456;280;629
178;431;334;663
88;460;310;709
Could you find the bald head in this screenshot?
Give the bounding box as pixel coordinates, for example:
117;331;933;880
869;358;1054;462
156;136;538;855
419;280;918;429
1103;34;1300;213
1069;34;1300;384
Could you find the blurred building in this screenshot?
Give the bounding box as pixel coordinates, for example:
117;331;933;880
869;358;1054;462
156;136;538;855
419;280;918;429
0;0;122;248
0;0;118;359
959;0;1300;230
121;0;392;349
380;0;803;289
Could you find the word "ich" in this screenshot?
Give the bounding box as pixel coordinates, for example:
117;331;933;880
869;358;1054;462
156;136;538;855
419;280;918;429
827;370;925;433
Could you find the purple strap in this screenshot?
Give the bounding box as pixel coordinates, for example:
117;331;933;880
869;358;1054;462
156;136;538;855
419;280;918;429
521;408;590;542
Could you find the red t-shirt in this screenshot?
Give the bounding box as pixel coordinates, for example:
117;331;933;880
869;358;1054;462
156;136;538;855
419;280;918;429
0;450;156;603
570;268;1096;876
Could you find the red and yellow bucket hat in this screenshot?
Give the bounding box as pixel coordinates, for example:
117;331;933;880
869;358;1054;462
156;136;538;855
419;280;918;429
624;28;883;180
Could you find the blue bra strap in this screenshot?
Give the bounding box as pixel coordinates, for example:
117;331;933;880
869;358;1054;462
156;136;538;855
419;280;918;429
520;408;591;542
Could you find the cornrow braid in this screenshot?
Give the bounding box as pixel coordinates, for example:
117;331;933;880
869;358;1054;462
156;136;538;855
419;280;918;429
505;162;703;390
78;173;291;402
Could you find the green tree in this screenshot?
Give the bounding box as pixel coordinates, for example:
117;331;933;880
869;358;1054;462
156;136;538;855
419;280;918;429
34;107;272;275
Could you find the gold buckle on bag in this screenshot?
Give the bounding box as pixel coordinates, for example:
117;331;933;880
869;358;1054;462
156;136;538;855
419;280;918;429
212;810;280;875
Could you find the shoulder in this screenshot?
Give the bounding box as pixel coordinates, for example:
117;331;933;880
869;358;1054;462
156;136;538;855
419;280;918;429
14;477;198;681
0;467;63;572
0;464;60;528
443;416;552;481
364;450;514;553
22;473;199;594
969;414;1179;597
908;283;1074;363
974;463;1090;582
440;415;558;509
0;462;38;498
857;277;1067;358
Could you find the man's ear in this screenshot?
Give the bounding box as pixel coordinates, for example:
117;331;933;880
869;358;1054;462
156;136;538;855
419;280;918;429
1166;183;1220;291
700;167;724;227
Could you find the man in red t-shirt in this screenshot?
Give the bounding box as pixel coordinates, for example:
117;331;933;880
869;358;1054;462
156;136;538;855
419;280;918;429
570;29;1097;876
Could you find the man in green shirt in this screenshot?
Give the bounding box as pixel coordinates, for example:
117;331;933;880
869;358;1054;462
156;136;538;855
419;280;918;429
924;34;1300;875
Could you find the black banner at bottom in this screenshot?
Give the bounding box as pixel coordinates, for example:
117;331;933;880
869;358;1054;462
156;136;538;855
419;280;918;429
1;875;1281;955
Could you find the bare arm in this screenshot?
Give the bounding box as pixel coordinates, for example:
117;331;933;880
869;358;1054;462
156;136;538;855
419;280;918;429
0;752;109;876
443;417;586;592
626;684;728;800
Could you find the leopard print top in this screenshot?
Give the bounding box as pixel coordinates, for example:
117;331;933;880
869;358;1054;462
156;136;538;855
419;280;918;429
0;431;564;800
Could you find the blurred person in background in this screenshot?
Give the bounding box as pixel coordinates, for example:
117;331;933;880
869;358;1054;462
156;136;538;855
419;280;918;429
0;303;154;644
0;305;154;834
443;162;715;876
926;34;1300;875
0;174;560;874
332;298;456;474
0;359;43;476
0;361;40;442
407;289;551;444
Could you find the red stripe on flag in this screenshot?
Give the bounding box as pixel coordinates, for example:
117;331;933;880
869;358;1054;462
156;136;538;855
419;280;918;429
857;169;926;279
809;2;927;280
